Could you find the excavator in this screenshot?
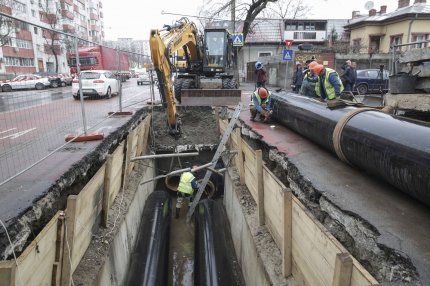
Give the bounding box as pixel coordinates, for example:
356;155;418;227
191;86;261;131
149;17;240;137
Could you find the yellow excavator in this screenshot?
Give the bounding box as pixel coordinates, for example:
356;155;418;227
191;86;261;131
149;17;240;136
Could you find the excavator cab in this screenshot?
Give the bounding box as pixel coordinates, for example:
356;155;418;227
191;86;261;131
202;29;231;76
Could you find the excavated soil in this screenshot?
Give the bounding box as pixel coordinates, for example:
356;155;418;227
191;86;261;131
152;106;219;151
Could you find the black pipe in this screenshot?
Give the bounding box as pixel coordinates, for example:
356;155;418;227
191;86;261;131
270;93;430;206
194;199;244;286
125;190;171;286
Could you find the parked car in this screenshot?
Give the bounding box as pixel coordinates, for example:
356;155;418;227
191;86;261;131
1;74;51;92
72;70;120;99
59;73;73;86
137;73;151;85
354;69;389;94
33;72;64;88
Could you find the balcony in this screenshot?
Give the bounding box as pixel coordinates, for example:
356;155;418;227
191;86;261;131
90;12;99;20
16;30;32;41
43;29;61;40
63;24;75;33
0;5;12;15
61;9;74;20
90;25;100;32
284;30;327;42
44;44;62;55
61;0;73;6
40;12;58;25
77;0;85;5
73;4;79;12
2;46;35;58
81;20;87;27
99;1;102;8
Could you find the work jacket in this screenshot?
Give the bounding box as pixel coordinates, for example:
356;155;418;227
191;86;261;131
315;68;344;100
300;71;318;98
250;90;272;112
178;172;196;195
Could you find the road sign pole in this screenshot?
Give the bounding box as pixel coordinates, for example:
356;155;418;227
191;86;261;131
284;61;289;90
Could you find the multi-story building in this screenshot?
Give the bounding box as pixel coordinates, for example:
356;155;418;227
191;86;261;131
0;0;104;75
343;0;430;54
284;19;348;44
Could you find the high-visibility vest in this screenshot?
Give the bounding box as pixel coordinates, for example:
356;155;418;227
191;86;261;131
315;68;344;100
177;172;195;195
250;90;271;106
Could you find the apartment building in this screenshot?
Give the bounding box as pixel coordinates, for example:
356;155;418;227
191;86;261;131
104;38;150;68
0;0;104;75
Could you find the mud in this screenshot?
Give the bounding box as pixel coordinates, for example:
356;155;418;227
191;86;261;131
0;109;148;260
152;106;219;152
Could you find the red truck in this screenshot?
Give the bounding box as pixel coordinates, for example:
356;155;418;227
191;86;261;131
67;46;130;81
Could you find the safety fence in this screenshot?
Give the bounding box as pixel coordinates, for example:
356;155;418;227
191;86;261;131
0;10;155;188
219;118;378;286
0;115;151;286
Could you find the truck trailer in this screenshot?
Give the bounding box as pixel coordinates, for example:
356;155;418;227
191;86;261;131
67;46;130;81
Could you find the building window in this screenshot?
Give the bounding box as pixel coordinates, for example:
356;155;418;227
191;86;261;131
411;34;428;49
352;38;361;52
293;32;316;40
4;57;35;67
258;51;272;57
31;9;35;17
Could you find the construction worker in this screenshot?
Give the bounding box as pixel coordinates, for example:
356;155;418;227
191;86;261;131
175;166;200;219
255;61;267;88
300;61;319;98
310;64;344;100
250;87;272;122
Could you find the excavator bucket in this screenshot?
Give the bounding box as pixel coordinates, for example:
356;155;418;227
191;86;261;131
180;89;242;106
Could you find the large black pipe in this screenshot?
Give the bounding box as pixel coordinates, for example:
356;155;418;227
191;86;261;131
125;190;171;286
194;199;243;286
270;93;430;206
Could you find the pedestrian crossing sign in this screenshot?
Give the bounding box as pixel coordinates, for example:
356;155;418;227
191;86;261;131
283;49;293;62
232;33;244;46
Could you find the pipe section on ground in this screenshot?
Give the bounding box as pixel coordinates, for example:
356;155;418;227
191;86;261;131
194;199;244;286
125;190;171;286
270;93;430;206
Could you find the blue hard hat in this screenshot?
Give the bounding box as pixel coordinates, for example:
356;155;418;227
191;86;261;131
255;62;263;70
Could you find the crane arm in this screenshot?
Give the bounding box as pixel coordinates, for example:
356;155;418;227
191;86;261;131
149;29;179;135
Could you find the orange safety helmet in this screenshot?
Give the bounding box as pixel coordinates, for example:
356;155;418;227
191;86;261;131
257;87;269;99
310;64;324;76
308;61;318;69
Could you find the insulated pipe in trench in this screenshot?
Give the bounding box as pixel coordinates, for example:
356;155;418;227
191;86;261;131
194;199;243;286
270;93;430;206
125;191;171;286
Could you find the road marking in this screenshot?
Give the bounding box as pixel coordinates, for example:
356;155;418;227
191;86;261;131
0;128;36;140
0;128;17;134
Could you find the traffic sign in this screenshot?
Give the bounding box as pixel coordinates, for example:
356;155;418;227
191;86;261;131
232;33;244;46
285;39;294;49
283;49;293;62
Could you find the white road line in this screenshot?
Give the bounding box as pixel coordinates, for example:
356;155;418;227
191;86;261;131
0;128;17;134
0;128;36;140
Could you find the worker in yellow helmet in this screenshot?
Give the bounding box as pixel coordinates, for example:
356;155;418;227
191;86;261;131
310;64;344;100
175;165;200;219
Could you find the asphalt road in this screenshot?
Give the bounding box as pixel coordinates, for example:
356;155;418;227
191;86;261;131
0;78;156;221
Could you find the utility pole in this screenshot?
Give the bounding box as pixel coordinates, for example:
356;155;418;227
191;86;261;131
231;0;239;85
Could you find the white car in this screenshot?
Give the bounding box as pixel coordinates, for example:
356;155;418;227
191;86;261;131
1;74;51;92
72;70;120;99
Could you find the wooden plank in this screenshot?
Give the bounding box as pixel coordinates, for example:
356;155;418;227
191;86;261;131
350;265;378;286
220;119;227;134
102;154;113;227
136;121;145;157
53;212;65;286
61;195;78;286
333;253;353;286
141;115;151;153
236;129;245;184
244;162;257;202
242;140;256;167
263;167;283;248
283;189;292;278
126;128;137;174
109;143;125;204
71;165;105;272
256;150;264;226
0;261;13;286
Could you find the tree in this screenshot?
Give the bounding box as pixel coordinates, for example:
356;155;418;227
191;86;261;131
39;0;63;72
0;16;14;47
265;0;310;20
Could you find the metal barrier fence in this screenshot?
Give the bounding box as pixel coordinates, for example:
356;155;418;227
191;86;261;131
0;11;155;188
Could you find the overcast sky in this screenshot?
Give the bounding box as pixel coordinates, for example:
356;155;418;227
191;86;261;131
102;0;400;41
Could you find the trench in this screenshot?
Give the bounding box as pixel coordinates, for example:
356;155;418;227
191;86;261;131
124;150;244;286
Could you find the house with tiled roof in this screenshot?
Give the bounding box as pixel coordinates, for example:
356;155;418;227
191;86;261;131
344;0;430;54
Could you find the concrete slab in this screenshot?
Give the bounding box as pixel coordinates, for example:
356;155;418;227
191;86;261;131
238;98;430;284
